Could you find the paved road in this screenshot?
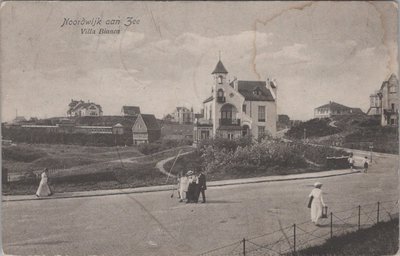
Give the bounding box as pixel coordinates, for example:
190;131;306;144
2;151;398;256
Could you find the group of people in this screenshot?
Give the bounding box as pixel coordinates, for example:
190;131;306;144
177;170;207;203
348;153;370;173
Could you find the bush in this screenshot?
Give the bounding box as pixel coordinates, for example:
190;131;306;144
286;118;341;139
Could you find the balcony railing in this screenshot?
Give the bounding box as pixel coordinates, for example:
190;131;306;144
219;118;241;126
217;96;226;103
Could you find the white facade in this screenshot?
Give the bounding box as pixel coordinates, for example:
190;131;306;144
194;60;277;143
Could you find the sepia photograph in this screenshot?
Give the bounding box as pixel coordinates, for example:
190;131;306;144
1;1;399;255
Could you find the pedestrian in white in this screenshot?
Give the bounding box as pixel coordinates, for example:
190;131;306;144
308;182;326;226
179;172;190;202
36;168;53;197
348;153;354;171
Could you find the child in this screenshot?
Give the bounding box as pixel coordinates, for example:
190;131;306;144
348;154;354;171
363;156;369;173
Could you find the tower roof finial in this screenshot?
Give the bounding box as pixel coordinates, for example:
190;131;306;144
219;50;221;61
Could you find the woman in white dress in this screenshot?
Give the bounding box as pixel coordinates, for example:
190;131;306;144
308;182;326;225
179;171;190;202
36;169;53;197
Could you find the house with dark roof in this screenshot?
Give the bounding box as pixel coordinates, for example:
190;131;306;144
367;74;398;126
132;114;161;144
314;101;364;118
194;59;277;144
67;99;103;117
121;106;141;116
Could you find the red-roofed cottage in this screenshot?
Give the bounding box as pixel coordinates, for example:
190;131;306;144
194;60;277;144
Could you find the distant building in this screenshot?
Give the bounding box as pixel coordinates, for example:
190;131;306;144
314;101;364;118
371;74;399;126
13;116;27;124
121;106;141;116
367;91;382;117
132;114;161;144
172;107;194;124
67;99;103;117
194;59;277;144
162;114;174;123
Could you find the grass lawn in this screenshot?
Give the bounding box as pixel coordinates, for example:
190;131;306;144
289;218;398;255
2;143;144;173
2;144;193;195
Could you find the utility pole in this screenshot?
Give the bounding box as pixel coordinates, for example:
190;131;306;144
303;128;307;141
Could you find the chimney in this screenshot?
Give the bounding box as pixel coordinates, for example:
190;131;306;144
267;77;277;100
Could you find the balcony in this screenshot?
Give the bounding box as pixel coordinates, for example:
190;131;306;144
217;96;226;103
219;118;241;126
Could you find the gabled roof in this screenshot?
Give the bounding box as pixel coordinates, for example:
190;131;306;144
211;60;228;74
140;114;160;130
176;107;191;112
122;106;141;115
203;96;214;103
315;101;351;110
237;81;275;101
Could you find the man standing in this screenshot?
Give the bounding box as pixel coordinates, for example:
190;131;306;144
197;171;207;203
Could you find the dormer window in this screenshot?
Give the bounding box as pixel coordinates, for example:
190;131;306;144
253;87;262;96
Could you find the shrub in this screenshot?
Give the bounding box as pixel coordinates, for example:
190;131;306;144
286;118;341;139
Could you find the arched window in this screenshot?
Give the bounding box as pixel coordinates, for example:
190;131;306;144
217;89;224;97
218;76;223;84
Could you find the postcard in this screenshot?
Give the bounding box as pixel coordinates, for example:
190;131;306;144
1;1;399;255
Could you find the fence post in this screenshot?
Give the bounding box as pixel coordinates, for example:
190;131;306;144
330;212;333;238
242;238;246;256
293;224;296;253
377;202;380;223
358;205;361;230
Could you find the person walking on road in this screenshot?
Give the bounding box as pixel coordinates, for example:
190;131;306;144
363;156;369;173
36;168;53;197
179;172;189;202
348;153;354;171
308;182;326;226
196;171;207;203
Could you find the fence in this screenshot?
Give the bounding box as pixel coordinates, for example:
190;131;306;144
198;200;399;256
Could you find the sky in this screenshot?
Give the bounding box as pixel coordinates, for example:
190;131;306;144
1;1;398;122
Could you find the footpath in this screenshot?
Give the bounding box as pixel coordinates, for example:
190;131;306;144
3;168;360;202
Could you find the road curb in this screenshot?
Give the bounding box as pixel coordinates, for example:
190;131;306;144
2;169;361;202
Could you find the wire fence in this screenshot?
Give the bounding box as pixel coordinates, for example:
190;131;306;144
198;200;399;256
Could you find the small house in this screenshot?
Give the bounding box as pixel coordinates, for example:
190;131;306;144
132;114;161;144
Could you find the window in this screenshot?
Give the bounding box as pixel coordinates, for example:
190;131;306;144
218;76;223;84
242;104;247;114
390;85;396;93
258;106;265;122
392;103;395;110
258;126;265;138
227;133;234;140
218;89;224;97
